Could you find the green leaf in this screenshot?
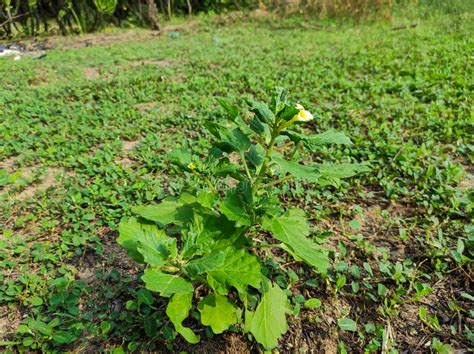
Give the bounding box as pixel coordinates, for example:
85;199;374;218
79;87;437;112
246;281;288;350
29;320;52;336
216;97;239;121
316;163;371;186
219;191;251;227
132;199;193;227
271;153;319;182
166;293;200;344
30;296;43;306
144;316;157;337
137;288;154;306
142;268;194;297
284;130;352;147
246;144;265;168
185;251;226;277
262;209;329;274
304;298;322;309
117;217;175;265
198;294;238;334
338;318;357;332
221;127;251;152
247;98;274;123
168;148;193;167
52;331;76;344
207;247;261;295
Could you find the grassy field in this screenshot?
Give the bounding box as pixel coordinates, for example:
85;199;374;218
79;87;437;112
0;13;473;352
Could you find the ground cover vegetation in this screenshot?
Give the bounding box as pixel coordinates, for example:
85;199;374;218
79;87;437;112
0;7;473;353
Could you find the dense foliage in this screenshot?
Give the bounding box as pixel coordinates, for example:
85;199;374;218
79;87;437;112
0;0;253;36
2;1;471;37
0;12;472;352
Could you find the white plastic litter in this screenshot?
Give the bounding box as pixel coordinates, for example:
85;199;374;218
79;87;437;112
0;49;21;60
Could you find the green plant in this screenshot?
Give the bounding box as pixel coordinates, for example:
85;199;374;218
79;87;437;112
116;88;369;349
93;0;117;15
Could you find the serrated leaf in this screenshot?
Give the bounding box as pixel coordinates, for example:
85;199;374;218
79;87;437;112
198;294;238;334
262;209;329;274
220;191;251;226
142;268;193;297
207;247;261;295
117;217;175;265
247;281;288;350
166;292;200;344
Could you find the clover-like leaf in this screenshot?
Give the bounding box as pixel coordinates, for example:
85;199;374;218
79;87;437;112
198;294;238;334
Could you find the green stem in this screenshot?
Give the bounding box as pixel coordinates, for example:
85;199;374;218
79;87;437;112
240;151;252;182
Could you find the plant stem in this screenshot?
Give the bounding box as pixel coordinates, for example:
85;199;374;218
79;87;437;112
240;151;252;182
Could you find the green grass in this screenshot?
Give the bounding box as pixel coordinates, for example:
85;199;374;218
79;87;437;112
0;14;473;352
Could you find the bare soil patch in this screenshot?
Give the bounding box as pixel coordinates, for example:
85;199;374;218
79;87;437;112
0;305;23;341
114;140;140;167
84;67;100;80
134;101;157;113
16;167;64;200
0;156;17;172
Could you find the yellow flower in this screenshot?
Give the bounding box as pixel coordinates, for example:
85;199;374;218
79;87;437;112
187;163;196;170
294;103;314;122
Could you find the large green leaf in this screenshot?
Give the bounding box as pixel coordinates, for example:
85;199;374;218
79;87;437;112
317;163;371;186
220;127;251;152
247;98;274;123
219;191;251;226
132;198;194;227
271;153;320;182
246;281;288;350
261;209;329;274
246;144;265;168
306;130;353;146
198;294;238;334
142;268;194;297
216;97;239;121
166;292;200;344
207;247;261;295
185;251;226;277
284;130;352;147
117;217;175;265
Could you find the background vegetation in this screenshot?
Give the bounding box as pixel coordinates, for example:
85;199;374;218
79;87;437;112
1;0;473;37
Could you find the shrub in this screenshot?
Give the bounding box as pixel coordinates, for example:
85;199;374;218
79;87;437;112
117;88;369;349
